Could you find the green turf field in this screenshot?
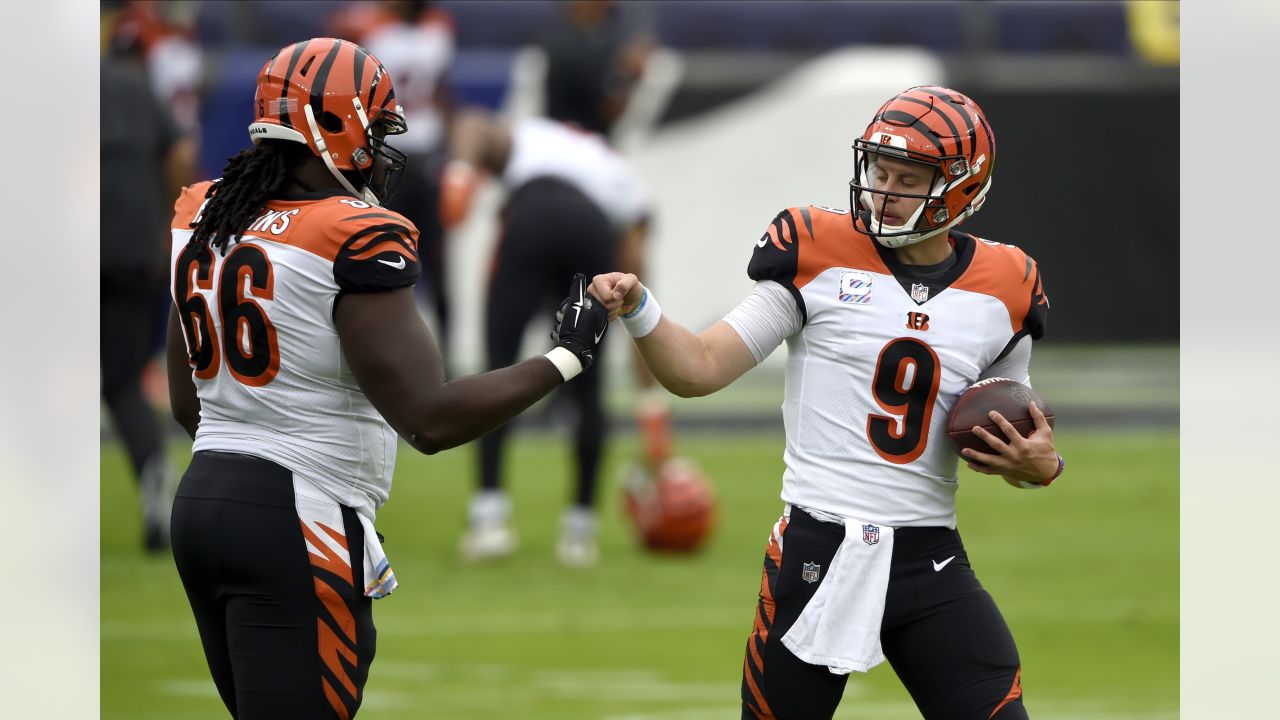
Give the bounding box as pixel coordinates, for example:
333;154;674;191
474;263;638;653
102;429;1177;719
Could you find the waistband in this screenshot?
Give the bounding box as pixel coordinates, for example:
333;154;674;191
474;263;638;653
177;450;295;507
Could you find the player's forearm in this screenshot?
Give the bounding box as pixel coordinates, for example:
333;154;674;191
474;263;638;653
406;358;563;454
634;318;725;398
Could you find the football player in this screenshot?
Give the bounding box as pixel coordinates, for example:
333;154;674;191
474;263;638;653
442;24;654;567
165;39;609;719
592;87;1064;719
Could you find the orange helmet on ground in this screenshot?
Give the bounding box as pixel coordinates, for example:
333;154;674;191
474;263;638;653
849;86;995;248
249;38;407;206
623;458;716;553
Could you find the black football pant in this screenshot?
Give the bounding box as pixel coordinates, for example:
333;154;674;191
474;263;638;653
479;178;616;509
742;509;1027;719
171;451;376;719
100;269;166;479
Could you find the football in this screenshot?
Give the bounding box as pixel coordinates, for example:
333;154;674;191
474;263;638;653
945;378;1054;458
622;458;717;553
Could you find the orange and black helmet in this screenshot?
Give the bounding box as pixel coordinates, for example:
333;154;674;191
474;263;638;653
249;38;407;205
849;86;995;248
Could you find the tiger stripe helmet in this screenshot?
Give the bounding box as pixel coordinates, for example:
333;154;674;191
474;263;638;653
849;86;995;248
249;38;407;206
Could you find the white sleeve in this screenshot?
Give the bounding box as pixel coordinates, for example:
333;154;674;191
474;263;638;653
979;335;1034;386
722;280;803;364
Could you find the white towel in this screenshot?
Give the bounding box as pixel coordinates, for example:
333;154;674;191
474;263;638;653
780;515;894;674
294;480;398;600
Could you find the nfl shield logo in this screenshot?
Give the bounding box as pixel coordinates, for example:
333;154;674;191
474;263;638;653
862;524;880;546
801;562;821;583
910;283;930;303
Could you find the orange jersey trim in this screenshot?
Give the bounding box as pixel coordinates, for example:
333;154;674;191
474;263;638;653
171;182;420;265
951;239;1036;335
795;207;891;290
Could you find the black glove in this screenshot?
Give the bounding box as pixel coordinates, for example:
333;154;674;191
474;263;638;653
551;273;609;371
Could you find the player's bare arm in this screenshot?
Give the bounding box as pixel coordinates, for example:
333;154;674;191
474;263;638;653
165;305;200;439
592;272;756;398
963;401;1061;485
337;279;605;455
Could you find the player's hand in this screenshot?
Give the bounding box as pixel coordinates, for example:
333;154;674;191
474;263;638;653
439;160;480;229
591;272;643;320
551;273;610;372
962;402;1060;484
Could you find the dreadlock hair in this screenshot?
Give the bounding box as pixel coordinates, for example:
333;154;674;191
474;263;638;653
189;140;308;254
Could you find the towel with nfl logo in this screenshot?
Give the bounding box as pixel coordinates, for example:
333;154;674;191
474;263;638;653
294;479;398;599
780;514;894;674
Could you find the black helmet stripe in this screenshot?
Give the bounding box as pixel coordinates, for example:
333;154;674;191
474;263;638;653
277;40;311;129
309;39;343;122
352;45;369;108
916;87;978;161
881;110;946;152
896;94;964;158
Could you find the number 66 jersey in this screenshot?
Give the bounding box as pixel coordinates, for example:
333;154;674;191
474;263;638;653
169;181;421;519
731;206;1048;528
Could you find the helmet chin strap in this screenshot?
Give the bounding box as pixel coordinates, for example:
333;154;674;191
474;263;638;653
303;104;381;206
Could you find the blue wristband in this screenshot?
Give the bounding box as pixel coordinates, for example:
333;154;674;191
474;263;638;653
622;288;648;319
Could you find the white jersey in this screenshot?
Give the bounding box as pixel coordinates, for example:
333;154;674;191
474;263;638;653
732;206;1049;528
169;181;422;521
503;117;651;230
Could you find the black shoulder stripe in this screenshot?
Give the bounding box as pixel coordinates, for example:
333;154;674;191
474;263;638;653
774;211;798;245
343;222;419;260
342;212;405;223
799;206;814;240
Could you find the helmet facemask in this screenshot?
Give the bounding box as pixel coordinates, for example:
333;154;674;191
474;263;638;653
303;98;408;207
850;138;989;249
356;107;408;205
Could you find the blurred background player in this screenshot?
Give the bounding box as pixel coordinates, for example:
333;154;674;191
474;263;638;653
100;1;198;551
443;0;656;566
327;0;458;359
165;38;610;718
592;86;1062;719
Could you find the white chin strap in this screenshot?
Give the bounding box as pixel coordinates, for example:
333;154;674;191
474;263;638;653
302;104;381;206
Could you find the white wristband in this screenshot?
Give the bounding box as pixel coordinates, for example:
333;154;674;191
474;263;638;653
544;346;584;382
621;287;662;338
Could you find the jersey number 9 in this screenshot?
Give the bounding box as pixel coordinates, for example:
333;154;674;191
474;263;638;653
866;338;941;464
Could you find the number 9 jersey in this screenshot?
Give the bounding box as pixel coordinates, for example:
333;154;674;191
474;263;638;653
742;206;1048;528
169;181;421;519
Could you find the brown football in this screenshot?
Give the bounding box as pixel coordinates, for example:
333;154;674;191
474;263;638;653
945;378;1054;458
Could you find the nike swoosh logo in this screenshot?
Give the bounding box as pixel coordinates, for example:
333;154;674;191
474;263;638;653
932;556;956;572
593;329;605;344
378;256;406;270
571;282;585;327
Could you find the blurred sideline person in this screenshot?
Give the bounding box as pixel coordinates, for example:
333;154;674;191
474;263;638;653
441;4;655;567
165;39;609;719
100;12;196;552
593;87;1063;719
328;0;457;357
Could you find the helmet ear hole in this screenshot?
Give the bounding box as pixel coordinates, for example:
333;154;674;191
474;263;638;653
318;111;344;133
961;182;980;196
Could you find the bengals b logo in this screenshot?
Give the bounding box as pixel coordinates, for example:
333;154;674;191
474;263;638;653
906;312;930;331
